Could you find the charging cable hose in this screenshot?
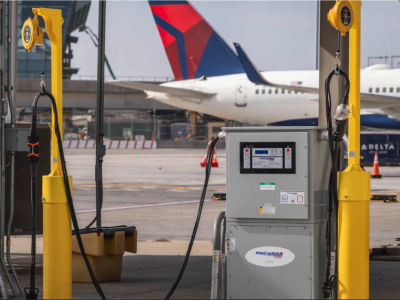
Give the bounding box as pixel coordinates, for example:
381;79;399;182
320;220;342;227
322;68;350;299
164;132;224;300
26;109;40;300
28;83;106;299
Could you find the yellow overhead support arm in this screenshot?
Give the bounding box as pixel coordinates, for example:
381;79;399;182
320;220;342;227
33;8;64;172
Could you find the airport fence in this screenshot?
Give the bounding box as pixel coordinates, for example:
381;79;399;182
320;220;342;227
84;122;225;142
70;75;174;82
17;73;175;82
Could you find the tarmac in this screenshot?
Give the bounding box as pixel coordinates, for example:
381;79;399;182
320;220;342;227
5;148;400;298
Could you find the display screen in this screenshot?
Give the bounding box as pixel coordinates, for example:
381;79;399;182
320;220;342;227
255;150;268;154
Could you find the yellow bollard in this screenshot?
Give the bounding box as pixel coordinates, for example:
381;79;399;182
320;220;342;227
42;173;72;299
337;1;370;299
22;7;71;299
337;166;370;299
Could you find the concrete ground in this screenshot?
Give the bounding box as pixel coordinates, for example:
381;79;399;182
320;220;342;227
9;239;213;299
9;241;400;299
5;149;400;298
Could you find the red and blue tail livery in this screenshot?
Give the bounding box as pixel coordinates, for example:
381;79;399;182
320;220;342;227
149;1;244;80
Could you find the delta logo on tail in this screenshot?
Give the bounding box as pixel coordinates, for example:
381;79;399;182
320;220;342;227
149;0;244;80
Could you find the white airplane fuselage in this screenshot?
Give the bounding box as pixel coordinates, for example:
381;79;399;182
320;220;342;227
146;66;400;125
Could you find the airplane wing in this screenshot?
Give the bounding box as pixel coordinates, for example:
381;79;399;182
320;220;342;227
108;81;216;98
359;93;400;106
234;43;318;94
361;94;400;118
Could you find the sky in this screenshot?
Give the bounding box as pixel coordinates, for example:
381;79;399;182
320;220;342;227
70;1;400;79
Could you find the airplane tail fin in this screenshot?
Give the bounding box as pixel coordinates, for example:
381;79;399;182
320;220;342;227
149;1;244;80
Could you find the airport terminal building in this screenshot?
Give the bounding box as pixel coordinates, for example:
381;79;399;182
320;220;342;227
17;0;90;78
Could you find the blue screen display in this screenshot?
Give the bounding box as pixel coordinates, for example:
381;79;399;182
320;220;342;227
255;150;269;154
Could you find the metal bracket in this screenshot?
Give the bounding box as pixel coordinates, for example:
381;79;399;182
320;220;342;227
98;144;106;157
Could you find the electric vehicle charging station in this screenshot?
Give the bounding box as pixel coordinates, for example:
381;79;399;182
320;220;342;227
224;127;330;299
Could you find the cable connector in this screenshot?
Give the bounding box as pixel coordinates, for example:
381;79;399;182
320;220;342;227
334;104;350;121
217;131;226;140
28;135;40;164
24;287;39;299
321;281;332;299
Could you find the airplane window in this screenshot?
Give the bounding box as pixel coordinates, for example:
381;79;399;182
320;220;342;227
275;89;278;94
256;89;259;94
390;87;394;93
376;88;380;93
268;89;272;94
288;90;291;94
262;89;265;94
369;88;372;93
282;89;285;94
383;87;387;93
397;87;400;93
295;91;298;94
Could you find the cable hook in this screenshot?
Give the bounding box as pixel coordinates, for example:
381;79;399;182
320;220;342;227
40;72;45;92
335;31;341;75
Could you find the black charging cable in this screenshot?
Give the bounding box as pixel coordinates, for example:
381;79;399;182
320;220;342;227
164;135;220;300
25;102;40;299
322;68;350;299
29;83;106;300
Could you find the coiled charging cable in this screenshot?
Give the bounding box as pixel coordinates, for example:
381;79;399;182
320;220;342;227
322;47;351;298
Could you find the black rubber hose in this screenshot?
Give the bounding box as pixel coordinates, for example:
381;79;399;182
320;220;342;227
29;162;37;293
25;91;41;300
31;89;106;300
25;162;39;299
164;136;219;300
322;68;350;298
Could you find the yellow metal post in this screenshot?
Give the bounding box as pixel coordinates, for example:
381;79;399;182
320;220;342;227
337;1;370;299
25;8;72;299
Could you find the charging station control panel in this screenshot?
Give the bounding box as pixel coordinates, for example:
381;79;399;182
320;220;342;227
240;142;296;174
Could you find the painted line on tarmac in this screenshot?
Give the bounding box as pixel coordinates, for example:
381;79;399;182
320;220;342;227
73;184;226;192
76;199;216;214
371;191;400;195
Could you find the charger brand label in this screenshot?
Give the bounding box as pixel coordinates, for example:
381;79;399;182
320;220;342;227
245;246;295;267
256;251;283;257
